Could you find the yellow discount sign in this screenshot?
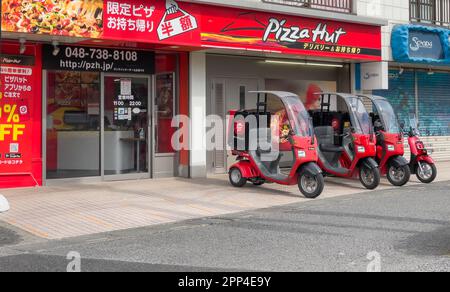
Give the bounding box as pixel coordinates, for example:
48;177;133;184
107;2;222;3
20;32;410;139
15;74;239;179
0;104;25;142
0;104;21;123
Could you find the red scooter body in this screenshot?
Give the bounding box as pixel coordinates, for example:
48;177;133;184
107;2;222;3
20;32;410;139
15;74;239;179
313;93;380;189
408;132;437;183
233;135;318;186
358;94;411;186
228;91;324;199
333;133;377;178
408;135;435;165
376;132;405;175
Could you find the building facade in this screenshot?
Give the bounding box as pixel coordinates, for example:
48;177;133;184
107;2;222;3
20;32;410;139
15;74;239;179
360;0;450;161
6;0;447;188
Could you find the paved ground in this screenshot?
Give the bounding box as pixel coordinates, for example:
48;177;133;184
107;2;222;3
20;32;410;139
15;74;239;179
0;161;449;240
0;180;449;272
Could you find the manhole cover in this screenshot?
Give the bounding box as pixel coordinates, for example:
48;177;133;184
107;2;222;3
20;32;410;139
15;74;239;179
0;226;21;247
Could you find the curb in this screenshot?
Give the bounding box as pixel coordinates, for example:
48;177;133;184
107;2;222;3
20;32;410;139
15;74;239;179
0;195;10;213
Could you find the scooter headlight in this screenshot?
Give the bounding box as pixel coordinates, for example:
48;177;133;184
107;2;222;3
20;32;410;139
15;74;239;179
387;145;395;152
416;141;425;150
357;146;366;153
297;150;307;158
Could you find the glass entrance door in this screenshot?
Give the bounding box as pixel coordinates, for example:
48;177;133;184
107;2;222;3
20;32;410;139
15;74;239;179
102;74;151;180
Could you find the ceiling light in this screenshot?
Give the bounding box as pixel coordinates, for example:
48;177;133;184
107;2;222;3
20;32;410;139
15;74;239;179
52;41;60;56
264;60;343;68
19;38;26;54
264;60;306;66
399;67;404;75
428;68;434;75
305;62;344;68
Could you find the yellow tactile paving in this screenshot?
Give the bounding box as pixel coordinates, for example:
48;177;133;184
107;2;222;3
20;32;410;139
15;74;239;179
0;161;449;240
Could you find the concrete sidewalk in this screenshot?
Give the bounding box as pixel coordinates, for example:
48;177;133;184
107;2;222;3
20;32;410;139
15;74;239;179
0;162;449;240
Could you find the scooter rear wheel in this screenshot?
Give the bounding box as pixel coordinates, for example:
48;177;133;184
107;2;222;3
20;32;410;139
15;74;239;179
359;166;381;190
298;172;324;199
229;167;247;187
387;164;411;186
416;162;437;184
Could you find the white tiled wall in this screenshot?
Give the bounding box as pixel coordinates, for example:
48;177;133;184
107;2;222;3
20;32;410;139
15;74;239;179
356;0;410;61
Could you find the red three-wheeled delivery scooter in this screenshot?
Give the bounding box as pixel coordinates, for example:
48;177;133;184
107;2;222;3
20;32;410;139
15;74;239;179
227;91;324;199
310;93;380;189
359;94;411;186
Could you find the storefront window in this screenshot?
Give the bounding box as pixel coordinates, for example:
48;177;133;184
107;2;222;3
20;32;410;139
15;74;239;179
155;54;177;154
46;71;101;179
103;76;150;175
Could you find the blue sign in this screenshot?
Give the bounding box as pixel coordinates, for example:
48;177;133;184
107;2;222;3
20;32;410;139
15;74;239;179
408;31;445;60
392;25;450;66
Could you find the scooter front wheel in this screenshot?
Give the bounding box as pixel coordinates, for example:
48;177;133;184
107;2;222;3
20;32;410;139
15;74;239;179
229;167;247;187
416;162;437;184
359;166;381;190
298;172;324;199
387;164;411;187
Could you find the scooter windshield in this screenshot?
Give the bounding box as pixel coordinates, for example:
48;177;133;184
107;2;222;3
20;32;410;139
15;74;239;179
409;114;419;130
374;99;400;133
348;97;372;135
283;96;313;137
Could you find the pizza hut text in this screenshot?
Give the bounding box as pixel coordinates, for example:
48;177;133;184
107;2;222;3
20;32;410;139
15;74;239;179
263;18;347;44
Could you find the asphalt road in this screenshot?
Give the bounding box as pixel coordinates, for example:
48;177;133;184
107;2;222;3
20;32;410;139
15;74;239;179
1;180;450;272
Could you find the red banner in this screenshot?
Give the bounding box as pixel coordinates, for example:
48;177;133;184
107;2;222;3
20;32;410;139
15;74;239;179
101;0;381;60
102;0;201;46
199;6;382;61
2;0;381;60
0;62;34;174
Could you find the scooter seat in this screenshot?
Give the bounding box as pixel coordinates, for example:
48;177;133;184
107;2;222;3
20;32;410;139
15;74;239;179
320;144;344;153
257;147;272;155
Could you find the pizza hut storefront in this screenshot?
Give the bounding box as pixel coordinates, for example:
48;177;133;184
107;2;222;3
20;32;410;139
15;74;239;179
0;0;383;188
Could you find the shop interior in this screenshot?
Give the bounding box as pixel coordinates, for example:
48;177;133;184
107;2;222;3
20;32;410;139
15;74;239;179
45;52;178;180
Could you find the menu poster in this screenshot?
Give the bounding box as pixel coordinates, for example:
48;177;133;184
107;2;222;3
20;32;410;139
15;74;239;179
120;78;132;96
0;61;35;173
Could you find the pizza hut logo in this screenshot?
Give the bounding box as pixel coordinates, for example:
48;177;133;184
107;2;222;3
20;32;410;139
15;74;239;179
157;0;198;41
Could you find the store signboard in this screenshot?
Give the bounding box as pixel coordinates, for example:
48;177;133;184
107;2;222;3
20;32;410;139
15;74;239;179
2;0;382;61
198;5;381;61
0;55;35;66
360;62;389;90
408;31;445;60
0;57;35;174
42;45;155;74
392;25;450;65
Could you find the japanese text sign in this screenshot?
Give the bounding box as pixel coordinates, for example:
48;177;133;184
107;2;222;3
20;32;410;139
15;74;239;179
2;0;382;61
0;58;35;173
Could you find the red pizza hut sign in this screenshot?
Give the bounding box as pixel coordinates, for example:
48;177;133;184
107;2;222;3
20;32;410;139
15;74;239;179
263;19;347;44
199;6;382;61
3;0;381;60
